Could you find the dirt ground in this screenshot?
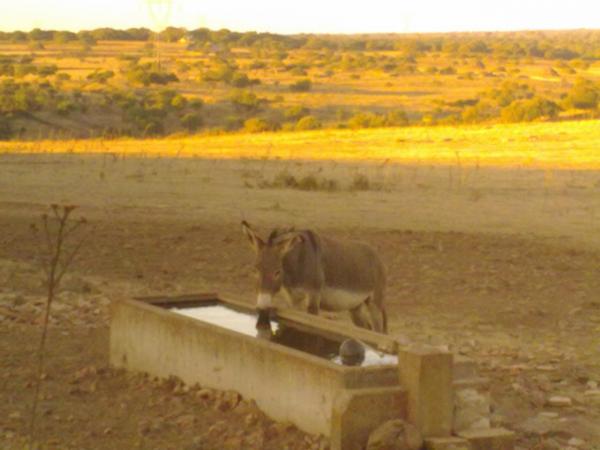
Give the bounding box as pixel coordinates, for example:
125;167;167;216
1;153;600;449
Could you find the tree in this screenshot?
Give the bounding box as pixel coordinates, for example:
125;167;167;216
564;78;599;110
501;97;560;122
230;89;262;114
181;112;202;132
53;31;77;45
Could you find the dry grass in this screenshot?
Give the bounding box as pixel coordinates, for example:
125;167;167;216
2;120;600;169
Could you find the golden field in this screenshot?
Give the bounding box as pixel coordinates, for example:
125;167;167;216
2;119;600;169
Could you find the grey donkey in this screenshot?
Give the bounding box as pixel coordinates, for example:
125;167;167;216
242;221;388;333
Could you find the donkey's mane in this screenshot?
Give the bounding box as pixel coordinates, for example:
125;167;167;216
267;226;296;245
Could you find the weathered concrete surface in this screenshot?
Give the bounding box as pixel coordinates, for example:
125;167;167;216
366;419;422;450
110;297;400;437
397;345;453;437
457;428;515;450
331;387;407;450
424;436;472;450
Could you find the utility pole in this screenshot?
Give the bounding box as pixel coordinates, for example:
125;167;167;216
146;0;173;70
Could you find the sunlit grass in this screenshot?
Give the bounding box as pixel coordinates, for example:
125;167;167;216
2;120;600;169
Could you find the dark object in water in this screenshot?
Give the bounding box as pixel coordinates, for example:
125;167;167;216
339;339;365;366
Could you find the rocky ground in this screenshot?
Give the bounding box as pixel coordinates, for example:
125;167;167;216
1;215;599;450
1;153;599;449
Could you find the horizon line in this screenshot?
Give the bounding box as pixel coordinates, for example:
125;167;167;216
1;25;599;36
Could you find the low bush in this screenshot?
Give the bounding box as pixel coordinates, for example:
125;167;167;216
563;78;599;110
284;105;310;121
126;63;178;86
289;78;312;92
501;97;560;122
87;70;114;84
295;115;321;130
181;112;202;131
243;117;271;133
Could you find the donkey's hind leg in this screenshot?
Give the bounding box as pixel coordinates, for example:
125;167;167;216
349;301;373;330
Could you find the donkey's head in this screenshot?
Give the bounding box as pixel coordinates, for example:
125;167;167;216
242;221;302;311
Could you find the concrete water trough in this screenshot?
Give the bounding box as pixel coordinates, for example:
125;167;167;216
110;293;515;450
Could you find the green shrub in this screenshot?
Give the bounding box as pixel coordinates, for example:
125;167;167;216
13;64;37;78
189;98;204;110
56;98;76;116
501;97;560;122
181;112;202;132
385;110;409;126
564;78;599;110
486;81;534;107
284;105;310;121
170;94;187;110
439;66;456;75
86;70;114;83
230;90;263;114
231;72;251;87
295;115;321;130
126;63;178;86
348;112;385;129
243;117;270;133
201;63;235;83
461;101;496;123
55;73;71;81
224;115;243;131
289;78;312;92
37;64;58;77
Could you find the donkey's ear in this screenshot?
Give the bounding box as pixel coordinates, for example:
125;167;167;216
242;221;264;252
276;232;303;255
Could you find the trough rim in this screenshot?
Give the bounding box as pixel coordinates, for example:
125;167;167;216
126;293;399;375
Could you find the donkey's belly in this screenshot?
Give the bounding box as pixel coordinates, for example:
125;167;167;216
321;287;370;312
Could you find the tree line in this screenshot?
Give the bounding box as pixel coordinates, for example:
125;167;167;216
1;28;600;60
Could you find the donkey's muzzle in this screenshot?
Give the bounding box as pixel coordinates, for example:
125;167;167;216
255;308;272;330
256;292;274;309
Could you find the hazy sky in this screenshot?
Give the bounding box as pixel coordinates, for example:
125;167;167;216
1;0;599;34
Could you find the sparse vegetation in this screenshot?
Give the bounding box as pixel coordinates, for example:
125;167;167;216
253;169;391;192
0;27;599;139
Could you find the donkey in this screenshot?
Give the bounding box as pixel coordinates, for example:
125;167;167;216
242;221;388;333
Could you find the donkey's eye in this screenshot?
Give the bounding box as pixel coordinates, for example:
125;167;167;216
273;270;282;278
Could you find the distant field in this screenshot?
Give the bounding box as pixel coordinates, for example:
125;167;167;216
2;119;600;169
1;29;600;139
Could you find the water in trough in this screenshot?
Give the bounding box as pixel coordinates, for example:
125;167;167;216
170;305;397;367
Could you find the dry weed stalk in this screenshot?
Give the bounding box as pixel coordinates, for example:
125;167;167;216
27;204;88;450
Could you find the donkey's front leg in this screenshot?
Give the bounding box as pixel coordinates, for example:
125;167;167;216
306;291;321;315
